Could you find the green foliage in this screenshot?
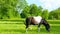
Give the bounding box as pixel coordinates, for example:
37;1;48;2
0;0;60;20
38;6;43;16
49;11;57;20
49;7;60;20
20;4;43;18
18;0;27;9
42;9;48;20
29;4;38;16
20;5;30;18
0;0;27;19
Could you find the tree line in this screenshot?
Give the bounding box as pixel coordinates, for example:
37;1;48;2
0;0;27;19
0;0;60;20
21;4;60;20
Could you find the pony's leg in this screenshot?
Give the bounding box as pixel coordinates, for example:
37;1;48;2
38;23;41;32
26;25;29;32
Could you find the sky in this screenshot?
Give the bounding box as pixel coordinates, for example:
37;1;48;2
26;0;60;11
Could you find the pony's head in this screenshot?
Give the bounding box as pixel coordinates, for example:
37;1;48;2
45;24;50;32
41;19;50;32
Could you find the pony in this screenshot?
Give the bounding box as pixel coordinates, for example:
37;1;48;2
24;16;50;32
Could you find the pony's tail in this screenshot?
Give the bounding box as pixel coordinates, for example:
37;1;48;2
24;18;29;25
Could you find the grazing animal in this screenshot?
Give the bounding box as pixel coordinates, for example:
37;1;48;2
24;16;50;32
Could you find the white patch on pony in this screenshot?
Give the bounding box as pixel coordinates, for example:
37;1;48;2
33;16;42;24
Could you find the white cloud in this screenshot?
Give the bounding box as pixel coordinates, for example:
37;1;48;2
39;0;60;11
26;0;60;11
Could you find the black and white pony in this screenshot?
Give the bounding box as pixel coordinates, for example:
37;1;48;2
24;16;50;32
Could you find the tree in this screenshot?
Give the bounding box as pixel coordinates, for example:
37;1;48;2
57;7;60;19
20;5;30;18
49;11;56;20
29;4;38;16
49;7;60;20
0;0;27;19
42;9;49;20
38;6;43;16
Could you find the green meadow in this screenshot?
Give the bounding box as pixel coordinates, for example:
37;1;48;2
0;0;60;34
0;20;60;34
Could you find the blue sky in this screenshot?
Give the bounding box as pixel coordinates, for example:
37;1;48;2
26;0;60;11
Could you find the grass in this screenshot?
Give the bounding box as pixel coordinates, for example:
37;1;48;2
0;20;60;34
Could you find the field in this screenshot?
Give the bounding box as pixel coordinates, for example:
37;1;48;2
0;20;60;34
